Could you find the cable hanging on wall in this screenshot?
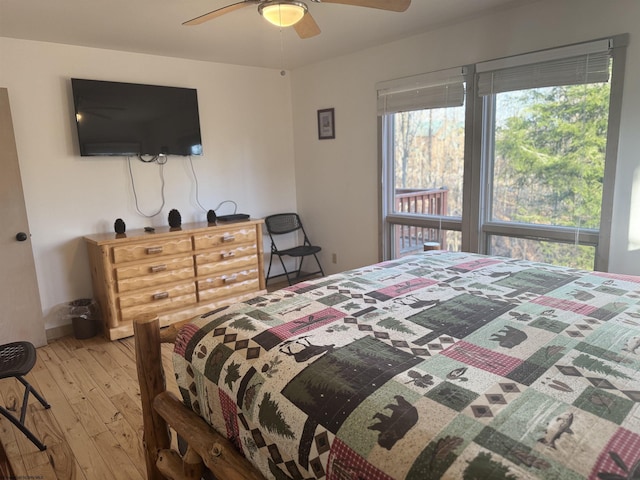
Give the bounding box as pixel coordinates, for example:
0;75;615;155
188;155;239;217
127;156;166;217
213;200;238;214
189;155;208;213
137;154;160;163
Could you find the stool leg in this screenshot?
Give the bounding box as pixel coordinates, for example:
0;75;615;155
0;404;46;451
17;377;50;409
1;377;50;451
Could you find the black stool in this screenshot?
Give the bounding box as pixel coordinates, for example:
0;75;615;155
0;342;50;451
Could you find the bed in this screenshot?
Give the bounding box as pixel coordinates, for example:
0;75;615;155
135;251;640;480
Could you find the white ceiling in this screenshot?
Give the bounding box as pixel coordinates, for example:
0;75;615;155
0;0;536;70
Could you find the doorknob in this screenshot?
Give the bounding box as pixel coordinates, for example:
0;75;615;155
16;232;28;242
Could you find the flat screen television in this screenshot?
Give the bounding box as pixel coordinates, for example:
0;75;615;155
71;78;203;157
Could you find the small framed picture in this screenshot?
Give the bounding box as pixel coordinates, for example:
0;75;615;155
317;108;335;140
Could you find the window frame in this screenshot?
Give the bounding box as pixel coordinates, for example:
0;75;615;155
379;34;628;271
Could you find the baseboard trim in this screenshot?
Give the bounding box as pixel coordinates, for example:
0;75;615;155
46;323;74;341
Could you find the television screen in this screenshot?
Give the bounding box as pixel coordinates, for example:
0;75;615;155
71;78;203;157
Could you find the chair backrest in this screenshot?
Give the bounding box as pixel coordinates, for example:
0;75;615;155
0;342;36;379
265;213;304;236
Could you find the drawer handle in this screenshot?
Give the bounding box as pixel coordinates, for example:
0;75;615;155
152;292;169;301
221;251;236;259
147;246;164;255
150;264;167;273
223;274;238;284
222;234;236;243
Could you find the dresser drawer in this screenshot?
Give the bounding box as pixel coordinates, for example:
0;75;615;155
116;260;195;293
198;275;260;302
112;237;192;264
193;227;256;250
116;255;194;279
119;282;196;309
197;268;259;291
119;282;197;322
195;248;257;276
195;245;257;265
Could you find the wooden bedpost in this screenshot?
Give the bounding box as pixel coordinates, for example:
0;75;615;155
134;313;264;480
134;314;171;480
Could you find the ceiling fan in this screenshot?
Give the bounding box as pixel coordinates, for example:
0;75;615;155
183;0;411;39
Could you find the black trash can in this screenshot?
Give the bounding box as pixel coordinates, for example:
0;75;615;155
69;299;99;339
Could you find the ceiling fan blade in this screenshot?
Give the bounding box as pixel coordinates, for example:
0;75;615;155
183;1;258;26
294;12;321;39
319;0;410;12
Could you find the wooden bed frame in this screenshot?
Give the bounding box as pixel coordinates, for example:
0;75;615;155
134;314;264;480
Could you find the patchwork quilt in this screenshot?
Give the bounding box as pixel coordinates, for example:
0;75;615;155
173;251;640;479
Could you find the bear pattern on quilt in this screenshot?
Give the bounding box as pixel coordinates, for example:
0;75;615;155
173;251;640;480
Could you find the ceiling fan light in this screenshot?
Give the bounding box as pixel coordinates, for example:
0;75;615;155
259;1;307;28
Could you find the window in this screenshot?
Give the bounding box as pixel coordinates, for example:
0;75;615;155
378;67;467;258
379;35;627;270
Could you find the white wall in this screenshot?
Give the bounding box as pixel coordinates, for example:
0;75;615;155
2;0;640;337
291;0;640;276
0;38;298;333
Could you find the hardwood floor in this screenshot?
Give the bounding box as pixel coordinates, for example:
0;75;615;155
0;280;320;479
0;334;178;480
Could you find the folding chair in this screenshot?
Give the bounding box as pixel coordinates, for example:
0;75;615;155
0;342;50;451
265;213;324;286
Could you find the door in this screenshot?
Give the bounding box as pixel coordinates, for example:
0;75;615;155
0;88;46;346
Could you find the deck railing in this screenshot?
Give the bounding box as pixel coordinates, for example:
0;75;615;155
395;188;448;257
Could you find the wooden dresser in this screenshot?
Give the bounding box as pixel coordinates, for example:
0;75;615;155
84;219;265;340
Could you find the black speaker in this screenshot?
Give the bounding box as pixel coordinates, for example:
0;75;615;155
114;218;126;234
207;209;217;224
168;209;182;228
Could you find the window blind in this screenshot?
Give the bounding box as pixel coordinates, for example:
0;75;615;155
377;67;466;115
477;39;612;96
